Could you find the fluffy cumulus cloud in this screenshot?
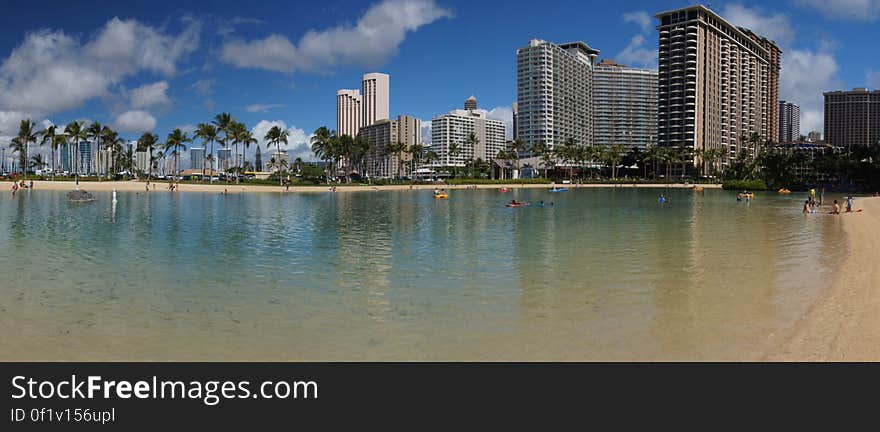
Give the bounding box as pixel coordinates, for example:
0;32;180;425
0;16;199;138
781;49;840;133
220;0;452;73
794;0;880;21
245;103;286;113
615;11;657;68
250;120;314;161
113;110;157;133
421;120;432;145
479;106;514;140
622;11;653;33
721;4;794;45
129;81;172;110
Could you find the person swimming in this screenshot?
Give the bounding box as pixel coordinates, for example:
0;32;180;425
659;194;666;203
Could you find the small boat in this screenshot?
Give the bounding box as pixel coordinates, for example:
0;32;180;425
548;188;569;193
737;192;754;200
434;193;449;199
505;202;529;208
693;186;704;192
778;188;791;194
499;188;509;193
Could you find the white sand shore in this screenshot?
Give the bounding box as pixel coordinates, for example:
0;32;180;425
767;197;880;361
2;180;721;193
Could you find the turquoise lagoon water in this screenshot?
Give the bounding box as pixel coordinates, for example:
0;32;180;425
0;187;847;360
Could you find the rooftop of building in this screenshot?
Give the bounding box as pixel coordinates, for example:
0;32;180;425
655;4;781;51
824;88;880;95
522;38;599;57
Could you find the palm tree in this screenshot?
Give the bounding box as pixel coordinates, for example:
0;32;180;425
465;132;479;178
38;125;67;180
447;141;461;178
164;128;191;187
137;132;159;179
310;126;334;182
213;113;234;179
408;142;425;180
557;138;578;181
8;137;26;175
264;125;289;186
64;121;88;181
231;122;256;183
510;139;526;179
532;141;554;178
100;126;123;178
29;154;47;172
86;122;103;180
194;123;219;181
14;119;39;176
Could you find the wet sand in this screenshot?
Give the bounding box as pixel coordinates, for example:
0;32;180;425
767;197;880;361
2;180;720;194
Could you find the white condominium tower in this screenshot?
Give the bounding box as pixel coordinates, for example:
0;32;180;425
336;89;363;138
593;59;658;151
516;38;599;151
656;5;781;159
431;97;506;167
362;72;390;127
359;115;421;178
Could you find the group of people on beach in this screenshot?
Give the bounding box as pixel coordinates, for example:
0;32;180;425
10;180;33;197
803;188;858;215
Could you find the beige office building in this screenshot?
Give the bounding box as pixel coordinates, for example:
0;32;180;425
656;5;781;163
362;72;390;127
359;115;421;179
336;89;363;138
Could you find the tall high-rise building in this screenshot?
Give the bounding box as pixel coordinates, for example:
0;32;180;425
77;141;93;175
512;102;518;140
431;108;506;167
656;5;782;162
254;145;263;172
516;39;599;151
336;89;363;138
778;101;800;143
465;96;478;111
190;148;206;170
593;59;658;151
359;115;421;178
824;88;880;148
362;72;390;127
217;149;231;171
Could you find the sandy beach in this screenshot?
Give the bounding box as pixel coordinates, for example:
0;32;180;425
767;197;880;361
2;180;720;193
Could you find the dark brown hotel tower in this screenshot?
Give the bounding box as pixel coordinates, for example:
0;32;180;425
656;5;781;166
824;88;880;149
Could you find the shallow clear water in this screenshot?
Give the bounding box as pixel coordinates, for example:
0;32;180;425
0;187;848;360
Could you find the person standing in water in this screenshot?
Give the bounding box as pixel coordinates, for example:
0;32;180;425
832;200;840;214
803;199;811;214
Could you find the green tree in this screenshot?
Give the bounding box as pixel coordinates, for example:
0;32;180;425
38;124;67;180
64;121;88;180
194;123;219;181
310;126;335;181
264;125;289;186
14;119;39;176
164;128;191;187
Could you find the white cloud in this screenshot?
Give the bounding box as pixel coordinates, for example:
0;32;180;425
721;4;794;46
113;110;157;133
129;81;171;110
250;119;314;161
189;78;215;96
421;120;432;145
245;103;286;113
616;35;657;69
0;17;199;117
616;11;657;69
794;0;880;21
623;11;652;33
781;49;841;133
479;106;514;140
220;0;451;73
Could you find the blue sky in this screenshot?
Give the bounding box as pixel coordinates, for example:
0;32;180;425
1;0;879;162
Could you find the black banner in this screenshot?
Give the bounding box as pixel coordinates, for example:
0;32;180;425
1;363;873;429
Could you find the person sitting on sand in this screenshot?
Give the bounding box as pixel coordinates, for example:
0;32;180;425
832;200;840;214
